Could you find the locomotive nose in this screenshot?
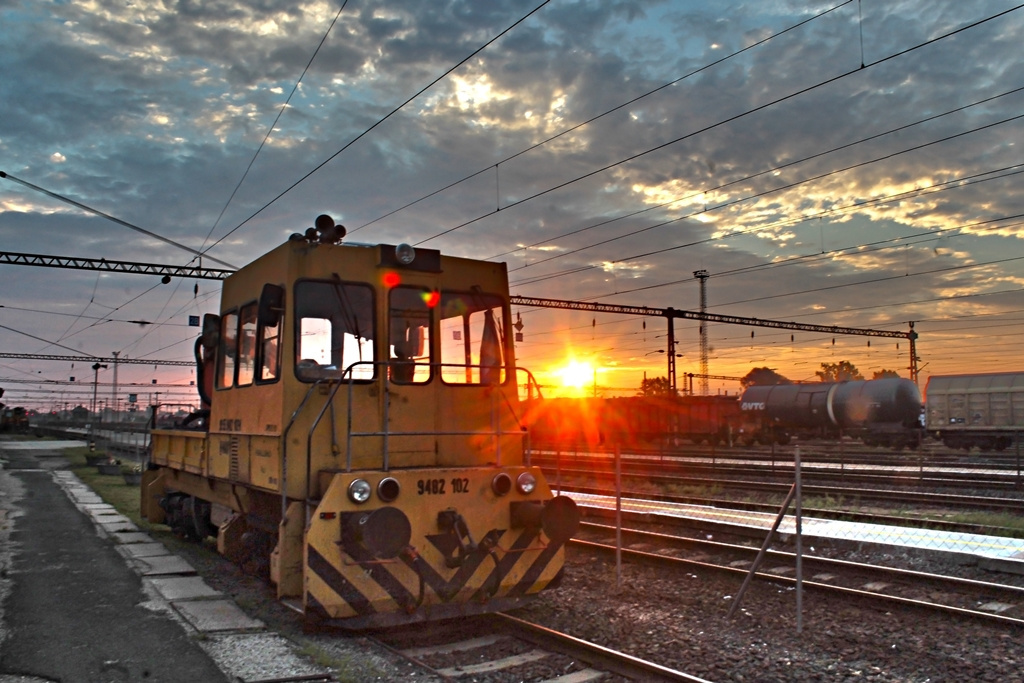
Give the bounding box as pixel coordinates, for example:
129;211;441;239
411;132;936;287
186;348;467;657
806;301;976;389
511;495;580;545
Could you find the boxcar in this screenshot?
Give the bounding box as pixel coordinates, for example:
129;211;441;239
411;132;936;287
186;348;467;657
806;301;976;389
925;372;1024;450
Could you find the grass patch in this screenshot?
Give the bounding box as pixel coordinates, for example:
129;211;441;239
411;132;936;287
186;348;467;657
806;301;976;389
294;642;372;676
664;483;725;498
802;494;847;511
945;511;1024;537
62;446;151;528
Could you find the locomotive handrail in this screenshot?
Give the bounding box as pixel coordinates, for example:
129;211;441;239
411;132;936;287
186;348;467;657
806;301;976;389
283;360;541;516
305;371;348;507
281;377;335;520
340;360;531;472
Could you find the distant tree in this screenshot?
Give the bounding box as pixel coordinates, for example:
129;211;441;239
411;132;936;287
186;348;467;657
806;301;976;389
740;367;791;387
638;376;674;396
872;369;901;379
816;360;863;382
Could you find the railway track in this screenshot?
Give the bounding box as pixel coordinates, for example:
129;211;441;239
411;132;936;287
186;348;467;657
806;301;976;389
557;484;1024;536
574;521;1024;629
534;453;1024;492
370;613;710;682
533;442;1024;475
538;461;1024;511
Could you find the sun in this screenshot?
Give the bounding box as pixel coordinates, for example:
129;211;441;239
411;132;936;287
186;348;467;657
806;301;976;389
557;360;594;389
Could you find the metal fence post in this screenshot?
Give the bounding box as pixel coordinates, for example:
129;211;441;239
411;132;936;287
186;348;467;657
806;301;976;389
615;444;622;590
795;445;803;634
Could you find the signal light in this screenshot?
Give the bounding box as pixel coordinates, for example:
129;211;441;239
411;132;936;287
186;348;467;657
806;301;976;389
382;272;401;288
422;290;440;308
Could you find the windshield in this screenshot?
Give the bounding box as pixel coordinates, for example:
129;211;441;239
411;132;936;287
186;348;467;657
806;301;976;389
294;279;375;381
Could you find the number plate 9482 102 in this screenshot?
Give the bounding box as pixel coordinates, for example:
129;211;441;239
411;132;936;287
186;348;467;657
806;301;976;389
416;478;469;495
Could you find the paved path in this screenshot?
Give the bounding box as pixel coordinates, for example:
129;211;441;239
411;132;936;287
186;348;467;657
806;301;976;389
0;439;336;683
0;441;232;682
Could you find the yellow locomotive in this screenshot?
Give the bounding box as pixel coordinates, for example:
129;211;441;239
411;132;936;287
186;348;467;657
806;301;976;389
141;215;579;629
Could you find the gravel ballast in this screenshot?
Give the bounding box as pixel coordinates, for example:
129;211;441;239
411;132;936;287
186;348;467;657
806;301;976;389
518;546;1023;682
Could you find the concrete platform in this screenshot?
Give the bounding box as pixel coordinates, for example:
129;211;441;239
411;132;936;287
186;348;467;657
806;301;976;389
98;517;140;533
174;599;265;633
0;440;87;451
121;542;175;559
570;490;1024;575
147;575;223;601
113;531;157;544
133;554;198;576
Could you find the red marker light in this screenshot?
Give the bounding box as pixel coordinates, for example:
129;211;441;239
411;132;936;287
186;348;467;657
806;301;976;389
422;290;440;308
382;272;401;288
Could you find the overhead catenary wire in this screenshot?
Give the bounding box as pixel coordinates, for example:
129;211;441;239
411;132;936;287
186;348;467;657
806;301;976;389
198;0;555;259
0;172;237;270
198;0;352;255
499;87;1024;271
348;0;855;236
4;3;1019;385
410;4;1024;248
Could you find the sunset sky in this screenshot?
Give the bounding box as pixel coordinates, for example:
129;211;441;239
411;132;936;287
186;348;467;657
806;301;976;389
2;0;1023;408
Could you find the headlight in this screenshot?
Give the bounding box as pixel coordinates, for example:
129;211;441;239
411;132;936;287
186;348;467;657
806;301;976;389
491;472;512;496
348;478;372;504
377;477;400;503
516;471;537;495
395;243;416;265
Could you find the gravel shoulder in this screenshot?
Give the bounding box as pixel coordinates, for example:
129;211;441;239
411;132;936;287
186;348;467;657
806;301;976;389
166;527;1024;682
519;545;1024;682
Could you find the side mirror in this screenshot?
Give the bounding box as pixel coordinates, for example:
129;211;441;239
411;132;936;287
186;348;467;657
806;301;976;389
201;313;220;354
259;284;285;328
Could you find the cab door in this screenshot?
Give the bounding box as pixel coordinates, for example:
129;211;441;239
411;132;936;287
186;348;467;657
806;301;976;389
384;286;439;464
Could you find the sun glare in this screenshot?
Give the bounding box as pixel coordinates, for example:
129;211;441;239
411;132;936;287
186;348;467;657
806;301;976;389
558;360;594;389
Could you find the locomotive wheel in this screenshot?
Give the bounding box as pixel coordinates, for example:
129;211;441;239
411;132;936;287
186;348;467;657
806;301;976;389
176;496;216;541
239;529;275;578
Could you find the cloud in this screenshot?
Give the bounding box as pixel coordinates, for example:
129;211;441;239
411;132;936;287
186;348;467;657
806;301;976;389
2;0;1023;404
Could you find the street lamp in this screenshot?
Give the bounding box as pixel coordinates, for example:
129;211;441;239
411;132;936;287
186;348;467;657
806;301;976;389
649;346;682;394
91;363;108;416
111;351;120;422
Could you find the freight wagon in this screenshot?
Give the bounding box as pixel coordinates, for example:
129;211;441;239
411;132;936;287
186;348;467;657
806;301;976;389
925;372;1024;451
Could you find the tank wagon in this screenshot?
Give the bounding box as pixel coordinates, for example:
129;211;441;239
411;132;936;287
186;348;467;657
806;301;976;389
925;372;1024;450
141;215;579;629
738;378;924;448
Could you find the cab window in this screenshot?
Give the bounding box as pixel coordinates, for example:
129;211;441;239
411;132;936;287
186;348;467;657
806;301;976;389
216;310;238;389
257;309;281;383
439;292;506;385
389;286;432;384
237;303;257;386
295;279;375;381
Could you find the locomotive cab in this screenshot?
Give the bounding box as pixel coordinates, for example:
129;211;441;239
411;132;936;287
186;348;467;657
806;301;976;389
142;215;578;628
